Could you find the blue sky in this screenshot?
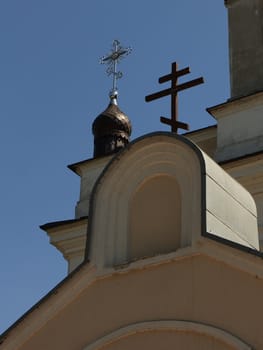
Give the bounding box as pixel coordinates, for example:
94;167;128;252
0;1;229;333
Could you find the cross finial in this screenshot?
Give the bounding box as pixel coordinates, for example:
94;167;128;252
100;40;132;104
145;62;204;133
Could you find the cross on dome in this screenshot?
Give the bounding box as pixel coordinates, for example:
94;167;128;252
100;40;132;103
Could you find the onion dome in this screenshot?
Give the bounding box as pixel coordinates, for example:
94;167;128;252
92;97;132;158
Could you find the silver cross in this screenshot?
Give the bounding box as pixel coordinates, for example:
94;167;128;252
100;40;132;100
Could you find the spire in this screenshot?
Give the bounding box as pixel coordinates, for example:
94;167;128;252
92;40;132;158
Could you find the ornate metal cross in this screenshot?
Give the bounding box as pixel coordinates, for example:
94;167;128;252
145;62;204;133
100;40;132;100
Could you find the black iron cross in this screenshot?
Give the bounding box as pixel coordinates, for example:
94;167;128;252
145;62;204;133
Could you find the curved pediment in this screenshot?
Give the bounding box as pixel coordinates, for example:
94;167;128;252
86;132;259;269
83;320;251;350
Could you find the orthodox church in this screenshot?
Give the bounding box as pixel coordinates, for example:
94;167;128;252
1;0;263;349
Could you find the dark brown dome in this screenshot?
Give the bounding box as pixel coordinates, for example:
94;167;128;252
92;102;132;158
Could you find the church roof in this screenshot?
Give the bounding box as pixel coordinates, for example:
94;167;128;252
1;132;263;349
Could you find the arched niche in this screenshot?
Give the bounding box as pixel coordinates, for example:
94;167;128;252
86;133;204;268
128;174;181;260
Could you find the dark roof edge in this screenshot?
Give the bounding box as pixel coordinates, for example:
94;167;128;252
40;217;88;231
68;155;111;174
203;232;263;257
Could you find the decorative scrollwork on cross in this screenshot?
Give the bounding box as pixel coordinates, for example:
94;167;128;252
100;40;132;100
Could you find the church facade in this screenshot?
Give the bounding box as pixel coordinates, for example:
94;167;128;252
1;0;263;349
